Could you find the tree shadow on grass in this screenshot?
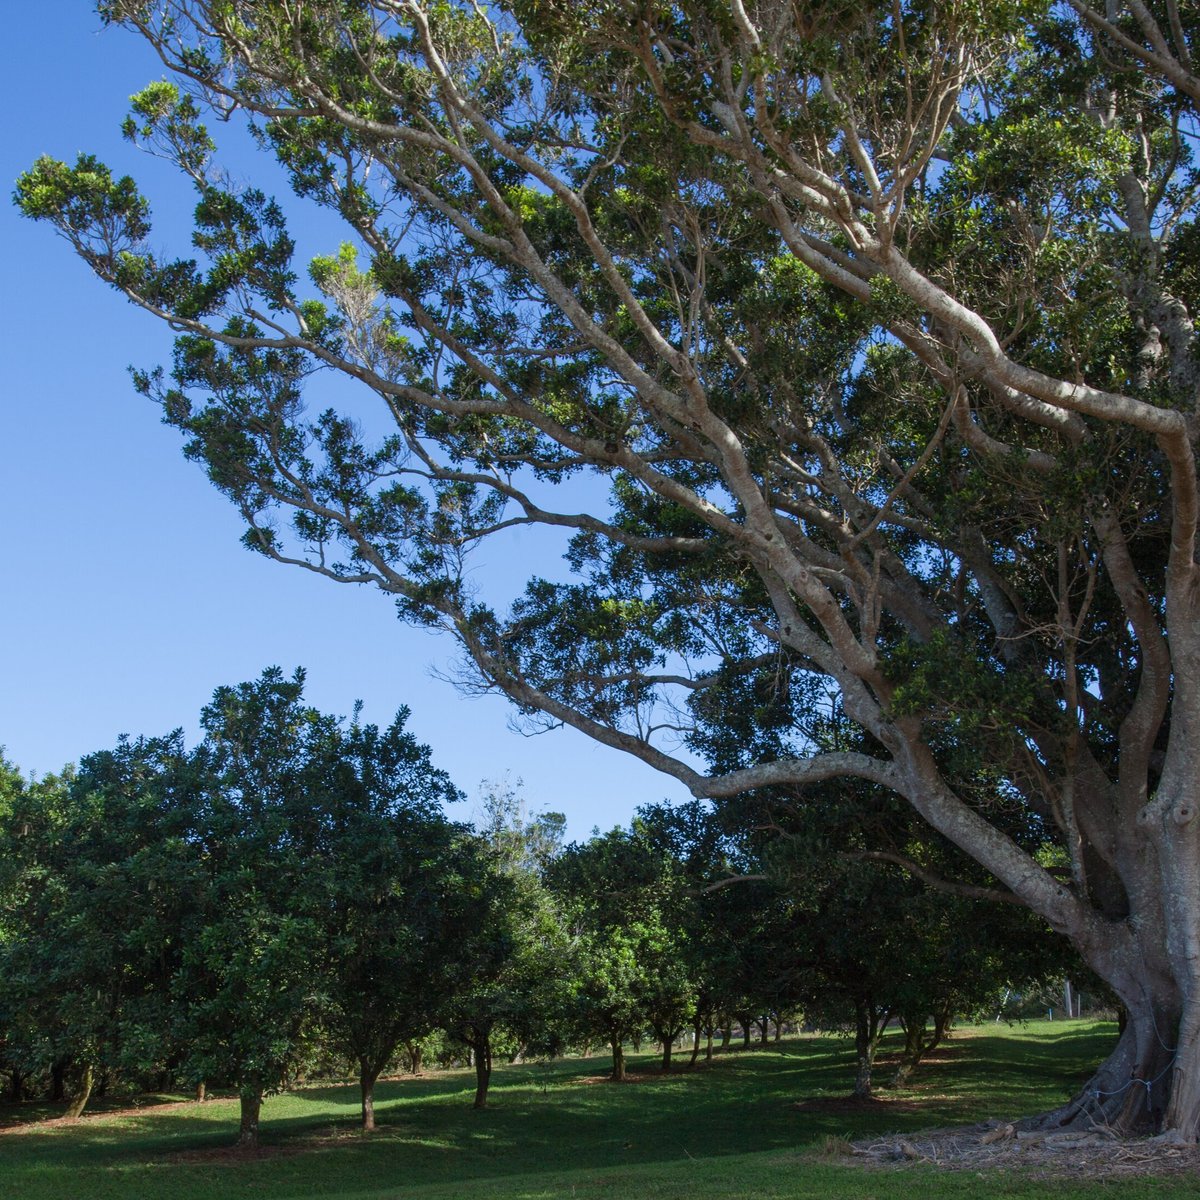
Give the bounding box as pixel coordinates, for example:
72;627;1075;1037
0;1027;1122;1199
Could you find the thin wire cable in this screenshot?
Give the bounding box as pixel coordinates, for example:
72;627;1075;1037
1086;1055;1177;1103
1146;1006;1178;1055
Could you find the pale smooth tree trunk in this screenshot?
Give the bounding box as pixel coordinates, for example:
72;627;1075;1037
853;1004;874;1100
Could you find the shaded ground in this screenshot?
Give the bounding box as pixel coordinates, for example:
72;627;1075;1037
1;1097;210;1134
6;1021;1193;1200
793;1094;929;1115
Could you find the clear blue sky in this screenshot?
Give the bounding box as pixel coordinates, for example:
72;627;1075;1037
0;1;692;836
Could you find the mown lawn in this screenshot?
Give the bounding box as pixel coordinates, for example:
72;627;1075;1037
0;1020;1191;1199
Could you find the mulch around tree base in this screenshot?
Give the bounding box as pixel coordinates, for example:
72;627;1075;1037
846;1120;1200;1179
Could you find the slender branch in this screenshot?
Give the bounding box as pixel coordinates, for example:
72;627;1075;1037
697;873;769;894
846;850;1025;905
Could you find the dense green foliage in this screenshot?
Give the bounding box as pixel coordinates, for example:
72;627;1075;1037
0;673;520;1142
2;675;1072;1144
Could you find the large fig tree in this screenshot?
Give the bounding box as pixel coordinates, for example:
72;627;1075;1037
17;0;1200;1137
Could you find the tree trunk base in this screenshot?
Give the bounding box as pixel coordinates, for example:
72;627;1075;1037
472;1035;492;1109
610;1039;626;1082
63;1065;94;1120
1017;1016;1178;1139
238;1091;263;1150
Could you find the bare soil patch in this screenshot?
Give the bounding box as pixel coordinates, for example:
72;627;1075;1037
166;1142;307;1165
793;1094;930;1116
574;1070;692;1086
0;1098;220;1134
166;1122;414;1163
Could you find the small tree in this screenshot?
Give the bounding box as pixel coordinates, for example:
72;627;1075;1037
551;826;694;1078
441;794;572;1109
571;927;649;1083
437;854;529;1109
175;669;329;1148
302;711;466;1131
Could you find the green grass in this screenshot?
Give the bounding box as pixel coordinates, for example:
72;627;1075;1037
0;1021;1188;1199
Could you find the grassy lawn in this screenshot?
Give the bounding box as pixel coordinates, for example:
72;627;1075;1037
0;1020;1191;1199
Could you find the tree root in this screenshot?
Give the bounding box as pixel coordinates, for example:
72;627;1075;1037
848;1118;1200;1177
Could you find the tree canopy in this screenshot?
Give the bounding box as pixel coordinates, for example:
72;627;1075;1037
0;671;517;1143
17;0;1200;1139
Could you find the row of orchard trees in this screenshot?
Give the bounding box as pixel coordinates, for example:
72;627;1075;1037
1;670;1065;1145
0;668;539;1143
557;794;1064;1097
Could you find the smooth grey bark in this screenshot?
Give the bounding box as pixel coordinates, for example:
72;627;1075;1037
892;1009;950;1088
